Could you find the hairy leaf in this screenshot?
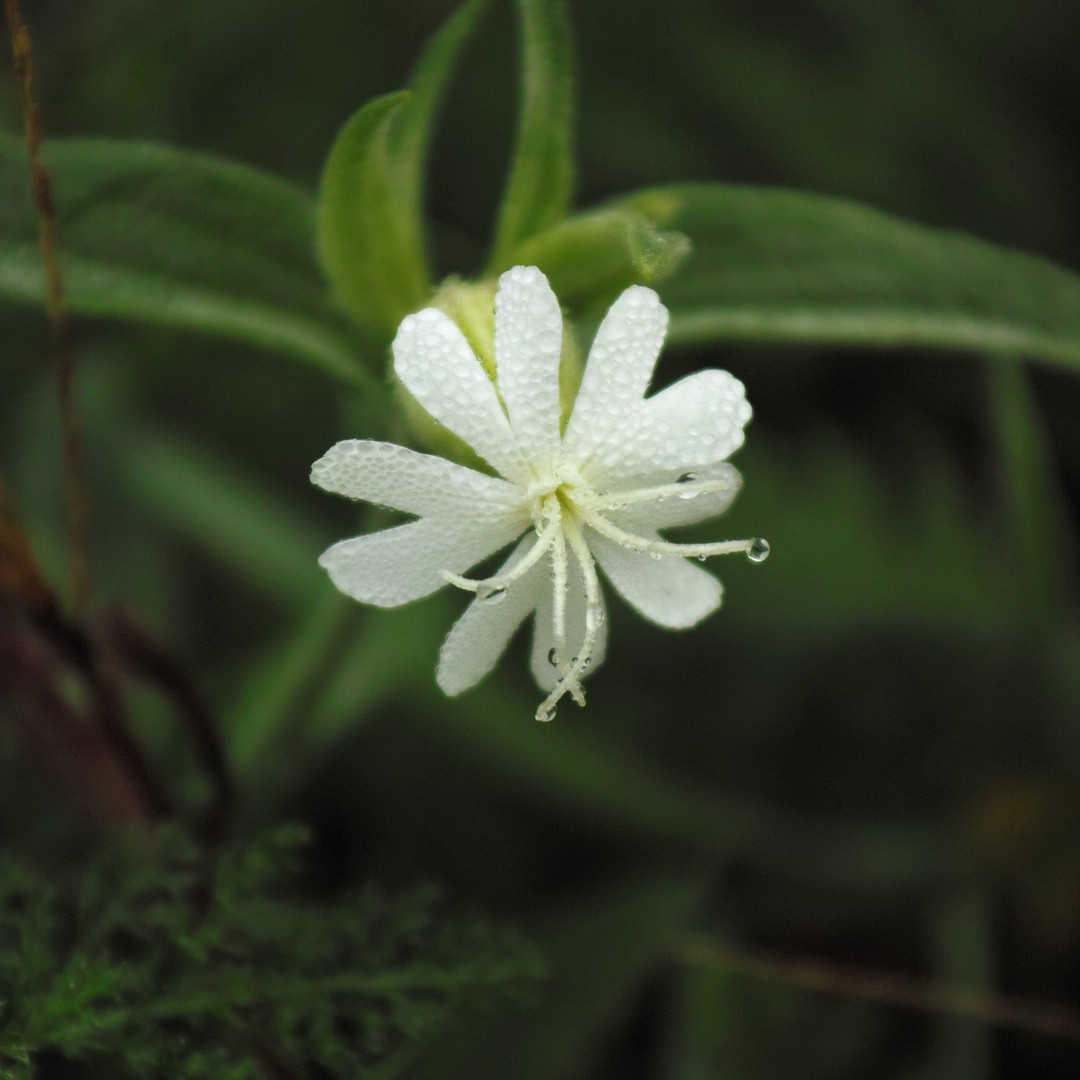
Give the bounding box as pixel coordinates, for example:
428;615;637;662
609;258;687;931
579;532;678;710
488;0;575;270
0;134;369;384
317;0;488;337
639;184;1080;368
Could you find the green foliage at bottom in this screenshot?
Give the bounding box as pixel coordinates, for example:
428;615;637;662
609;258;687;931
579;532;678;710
0;827;544;1080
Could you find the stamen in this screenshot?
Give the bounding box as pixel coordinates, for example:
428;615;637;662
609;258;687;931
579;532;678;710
572;475;735;510
575;503;768;562
536;515;601;722
441;496;561;595
548;523;581;704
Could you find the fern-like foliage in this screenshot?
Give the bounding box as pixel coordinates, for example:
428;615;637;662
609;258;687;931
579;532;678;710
0;826;544;1079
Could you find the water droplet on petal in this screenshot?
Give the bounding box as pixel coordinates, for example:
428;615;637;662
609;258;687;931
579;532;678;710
677;472;701;499
697;554;707;562
477;584;508;602
548;647;560;667
747;537;771;563
537;704;557;722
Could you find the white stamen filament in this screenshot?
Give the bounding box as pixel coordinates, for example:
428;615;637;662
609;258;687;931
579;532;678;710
572;475;734;510
548;521;584;706
441;495;560;594
536;513;601;722
575;503;759;560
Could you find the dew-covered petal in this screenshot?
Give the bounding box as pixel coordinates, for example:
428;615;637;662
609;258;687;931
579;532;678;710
311;440;526;520
584;369;751;487
529;547;608;692
393;307;526;481
319;515;526;608
612;463;743;532
587;530;722;628
495;266;563;465
563;285;668;461
436;536;548;696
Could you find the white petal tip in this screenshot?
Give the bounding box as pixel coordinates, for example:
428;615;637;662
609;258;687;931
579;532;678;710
500;264;548;285
434;668;469;698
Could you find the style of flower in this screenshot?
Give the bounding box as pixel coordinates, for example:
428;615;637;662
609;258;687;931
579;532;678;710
312;266;767;721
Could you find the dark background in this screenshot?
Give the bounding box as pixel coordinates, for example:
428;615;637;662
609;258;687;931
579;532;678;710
2;1;1080;1077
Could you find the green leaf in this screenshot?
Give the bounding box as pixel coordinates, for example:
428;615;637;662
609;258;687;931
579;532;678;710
926;892;994;1076
394;0;491;243
0;829;542;1076
227;591;354;778
317;0;487;336
113;428;325;606
639;184;1080;368
317;92;422;335
986;359;1077;615
509;204;690;306
487;0;575;271
0;134;369;384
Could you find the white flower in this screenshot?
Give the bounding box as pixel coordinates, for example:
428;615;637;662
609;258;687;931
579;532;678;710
312;266;767;721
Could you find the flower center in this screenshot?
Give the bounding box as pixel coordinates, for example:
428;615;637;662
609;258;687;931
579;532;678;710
440;470;769;722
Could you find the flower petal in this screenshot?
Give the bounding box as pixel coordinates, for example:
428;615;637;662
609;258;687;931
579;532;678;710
613;463;743;532
585;369;751;487
311;440;526;519
436;536;547;696
587;530;722;628
319;515;526;608
530;547;609;692
495;266;563;466
563;285;668;461
392;307;526;480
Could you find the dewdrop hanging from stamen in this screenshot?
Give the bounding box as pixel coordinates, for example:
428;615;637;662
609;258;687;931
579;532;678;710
311;266;768;721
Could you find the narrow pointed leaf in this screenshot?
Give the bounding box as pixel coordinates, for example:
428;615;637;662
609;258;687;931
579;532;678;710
638;184;1080;368
317;0;488;336
0;134;369;384
987;359;1077;614
488;0;575;271
394;0;490;236
317;92;426;336
114;429;325;606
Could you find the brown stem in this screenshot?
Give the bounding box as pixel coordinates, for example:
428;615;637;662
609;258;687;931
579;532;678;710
676;935;1080;1043
0;623;157;828
5;0;91;613
105;606;236;843
0;475;55;618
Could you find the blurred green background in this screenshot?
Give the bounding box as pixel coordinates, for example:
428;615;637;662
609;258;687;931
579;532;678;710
2;0;1080;1077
